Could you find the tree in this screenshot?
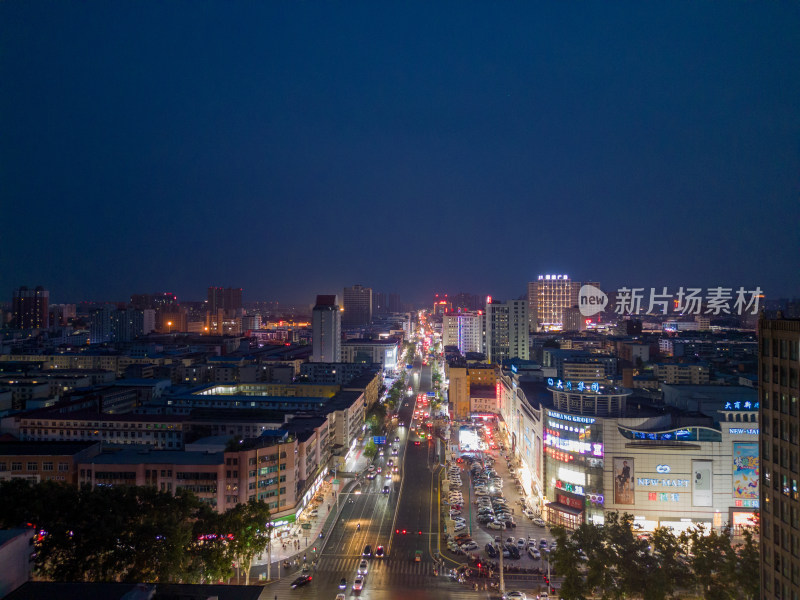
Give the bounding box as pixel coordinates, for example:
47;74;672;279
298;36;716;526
223;498;272;586
680;525;737;600
549;525;588;600
644;526;691;600
364;438;378;459
733;522;760;600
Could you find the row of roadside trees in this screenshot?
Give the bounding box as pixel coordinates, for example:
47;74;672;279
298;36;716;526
549;512;759;600
0;479;272;585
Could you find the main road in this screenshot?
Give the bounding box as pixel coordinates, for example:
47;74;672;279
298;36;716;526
267;356;477;599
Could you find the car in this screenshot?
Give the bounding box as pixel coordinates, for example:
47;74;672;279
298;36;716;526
366;473;376;480
533;517;546;527
353;576;364;591
477;515;494;524
485;542;498;558
385;471;392;479
539;539;549;548
363;545;372;557
376;467;382;473
375;545;385;558
338;578;347;589
517;538;526;548
505;544;521;559
504;519;517;528
454;533;472;542
336;594;346;600
290;575;312;589
447;541;461;553
487;520;505;530
504;592;527;600
527;547;541;560
454;523;467;532
382;485;390;493
522;508;535;519
461;541;479;551
395;436;400;442
358;559;369;574
477;508;494;515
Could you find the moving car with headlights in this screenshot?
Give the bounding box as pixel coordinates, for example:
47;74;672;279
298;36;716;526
290;575;312;589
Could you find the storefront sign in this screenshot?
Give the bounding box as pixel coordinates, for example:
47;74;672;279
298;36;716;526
729;428;759;435
649;492;681;502
548;379;601;393
723;401;758;410
556;493;584;510
547;410;595;424
637;478;689;487
656;464;671;474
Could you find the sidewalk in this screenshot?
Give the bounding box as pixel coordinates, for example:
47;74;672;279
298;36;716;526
251;439;374;581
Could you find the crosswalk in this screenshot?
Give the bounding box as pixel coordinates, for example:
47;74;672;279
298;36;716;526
314;556;437;576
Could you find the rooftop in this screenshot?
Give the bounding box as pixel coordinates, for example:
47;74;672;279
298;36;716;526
0;441;100;456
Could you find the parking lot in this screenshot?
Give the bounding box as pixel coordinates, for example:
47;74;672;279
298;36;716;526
443;420;555;571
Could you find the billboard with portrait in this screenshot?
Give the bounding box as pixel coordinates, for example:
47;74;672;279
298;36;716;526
733;442;759;500
613;457;634;505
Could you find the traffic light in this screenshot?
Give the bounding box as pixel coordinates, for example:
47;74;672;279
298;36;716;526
313;547;317;553
418;530;422;535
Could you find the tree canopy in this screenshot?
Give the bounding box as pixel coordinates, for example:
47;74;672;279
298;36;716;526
0;479;272;584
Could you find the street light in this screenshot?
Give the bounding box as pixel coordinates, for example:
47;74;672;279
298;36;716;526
167;320;172;333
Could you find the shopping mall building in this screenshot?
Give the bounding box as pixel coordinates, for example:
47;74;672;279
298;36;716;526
497;369;759;534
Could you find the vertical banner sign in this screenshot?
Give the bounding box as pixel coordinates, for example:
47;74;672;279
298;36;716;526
613;457;635;505
732;442;759;500
692;460;713;506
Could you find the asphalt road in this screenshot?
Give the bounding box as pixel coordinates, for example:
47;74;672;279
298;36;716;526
265;357;484;599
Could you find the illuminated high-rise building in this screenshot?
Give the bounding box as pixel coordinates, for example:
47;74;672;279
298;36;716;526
485;297;528;364
312;295;341;362
443;311;484;355
528;275;599;332
12;286;49;329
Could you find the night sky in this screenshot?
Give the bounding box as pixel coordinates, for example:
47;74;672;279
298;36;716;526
2;3;799;306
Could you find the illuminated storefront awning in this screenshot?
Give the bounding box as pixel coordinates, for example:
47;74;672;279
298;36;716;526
546;501;583;516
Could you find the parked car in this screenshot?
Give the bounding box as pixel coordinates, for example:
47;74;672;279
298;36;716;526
487;520;505;530
485;543;498;558
527;547;541;560
461;541;479;552
533;517;546;527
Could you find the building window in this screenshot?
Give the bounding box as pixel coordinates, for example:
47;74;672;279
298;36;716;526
42;462;53;471
26;462;37;471
11;462;22;471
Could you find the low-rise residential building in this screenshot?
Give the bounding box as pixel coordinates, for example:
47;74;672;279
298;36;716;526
0;441;102;484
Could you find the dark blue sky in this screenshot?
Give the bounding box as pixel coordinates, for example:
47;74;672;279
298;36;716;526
2;3;799;305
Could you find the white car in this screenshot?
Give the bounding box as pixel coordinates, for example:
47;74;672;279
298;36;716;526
358;559;369;574
461;541;479;551
487;521;506;530
527;547;541;560
504;592;527;600
533;517;546;527
353;576;364;591
522;508;535;519
454;523;467;532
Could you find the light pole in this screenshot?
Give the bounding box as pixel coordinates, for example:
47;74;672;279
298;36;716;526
167;320;172;334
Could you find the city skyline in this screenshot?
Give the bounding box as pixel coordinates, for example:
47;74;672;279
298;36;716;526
3;3;799;303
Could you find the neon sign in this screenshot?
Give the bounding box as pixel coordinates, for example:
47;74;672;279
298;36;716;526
548;378;600;393
547;410;595;424
637;478;689;488
724;401;758;410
